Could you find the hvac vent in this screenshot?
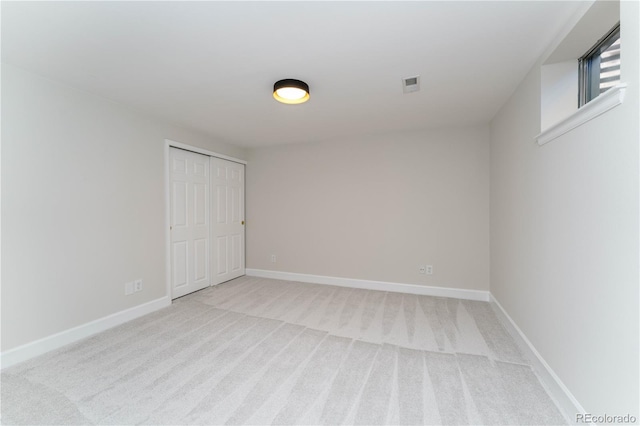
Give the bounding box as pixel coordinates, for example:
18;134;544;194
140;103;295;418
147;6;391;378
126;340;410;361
402;75;420;94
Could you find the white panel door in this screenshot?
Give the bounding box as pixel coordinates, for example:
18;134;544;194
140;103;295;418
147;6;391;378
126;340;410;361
170;148;210;298
211;157;245;285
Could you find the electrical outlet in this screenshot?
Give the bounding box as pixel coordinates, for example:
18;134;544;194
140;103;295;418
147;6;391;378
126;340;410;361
125;281;134;296
419;266;426;274
270;254;277;263
426;265;433;275
134;279;143;292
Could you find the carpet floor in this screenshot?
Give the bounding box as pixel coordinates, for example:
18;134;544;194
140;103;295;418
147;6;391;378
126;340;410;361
1;276;567;425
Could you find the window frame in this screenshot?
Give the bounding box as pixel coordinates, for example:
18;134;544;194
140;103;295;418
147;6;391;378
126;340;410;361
578;22;620;107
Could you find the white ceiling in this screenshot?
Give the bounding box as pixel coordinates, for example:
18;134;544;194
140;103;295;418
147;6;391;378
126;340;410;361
2;1;584;147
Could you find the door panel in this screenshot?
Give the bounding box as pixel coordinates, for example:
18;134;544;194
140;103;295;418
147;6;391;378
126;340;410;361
216;236;228;275
215;185;227;223
231;234;242;272
194;238;209;281
211;158;245;284
170;148;210;299
172;182;188;227
172;241;188;288
231;186;240;222
194;183;208;226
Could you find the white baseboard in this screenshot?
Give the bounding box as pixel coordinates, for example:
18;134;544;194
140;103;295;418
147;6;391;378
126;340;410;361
0;296;171;370
490;294;584;425
245;268;490;302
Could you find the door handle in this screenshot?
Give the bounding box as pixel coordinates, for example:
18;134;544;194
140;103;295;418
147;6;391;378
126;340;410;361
241;221;245;225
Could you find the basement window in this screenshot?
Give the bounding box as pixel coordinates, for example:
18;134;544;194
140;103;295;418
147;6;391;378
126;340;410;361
578;23;621;107
537;0;626;146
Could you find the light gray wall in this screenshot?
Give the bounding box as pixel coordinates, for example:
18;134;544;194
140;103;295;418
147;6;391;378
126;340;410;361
490;1;639;414
246;126;490;291
1;64;247;351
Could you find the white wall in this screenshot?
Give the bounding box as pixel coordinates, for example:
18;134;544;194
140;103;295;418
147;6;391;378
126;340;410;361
490;1;639;415
246;126;490;291
1;64;247;352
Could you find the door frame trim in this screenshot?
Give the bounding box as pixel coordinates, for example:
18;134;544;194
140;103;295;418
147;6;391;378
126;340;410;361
164;139;246;300
166;139;247;165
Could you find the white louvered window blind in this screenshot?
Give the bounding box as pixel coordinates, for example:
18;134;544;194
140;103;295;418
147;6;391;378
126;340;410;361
578;23;621;107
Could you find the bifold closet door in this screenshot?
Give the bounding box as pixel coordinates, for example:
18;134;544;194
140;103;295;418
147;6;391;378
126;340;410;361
211;157;245;285
170;148;211;299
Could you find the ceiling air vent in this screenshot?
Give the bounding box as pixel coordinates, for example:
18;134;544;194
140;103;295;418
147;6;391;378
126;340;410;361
402;75;420;94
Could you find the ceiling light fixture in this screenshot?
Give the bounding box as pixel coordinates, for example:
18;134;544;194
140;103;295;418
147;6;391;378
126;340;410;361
273;79;310;104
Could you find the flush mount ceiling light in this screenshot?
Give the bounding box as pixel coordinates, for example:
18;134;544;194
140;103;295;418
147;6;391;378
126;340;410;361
273;79;310;104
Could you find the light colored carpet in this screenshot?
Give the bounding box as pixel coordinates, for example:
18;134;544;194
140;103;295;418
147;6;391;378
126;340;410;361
1;276;567;425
